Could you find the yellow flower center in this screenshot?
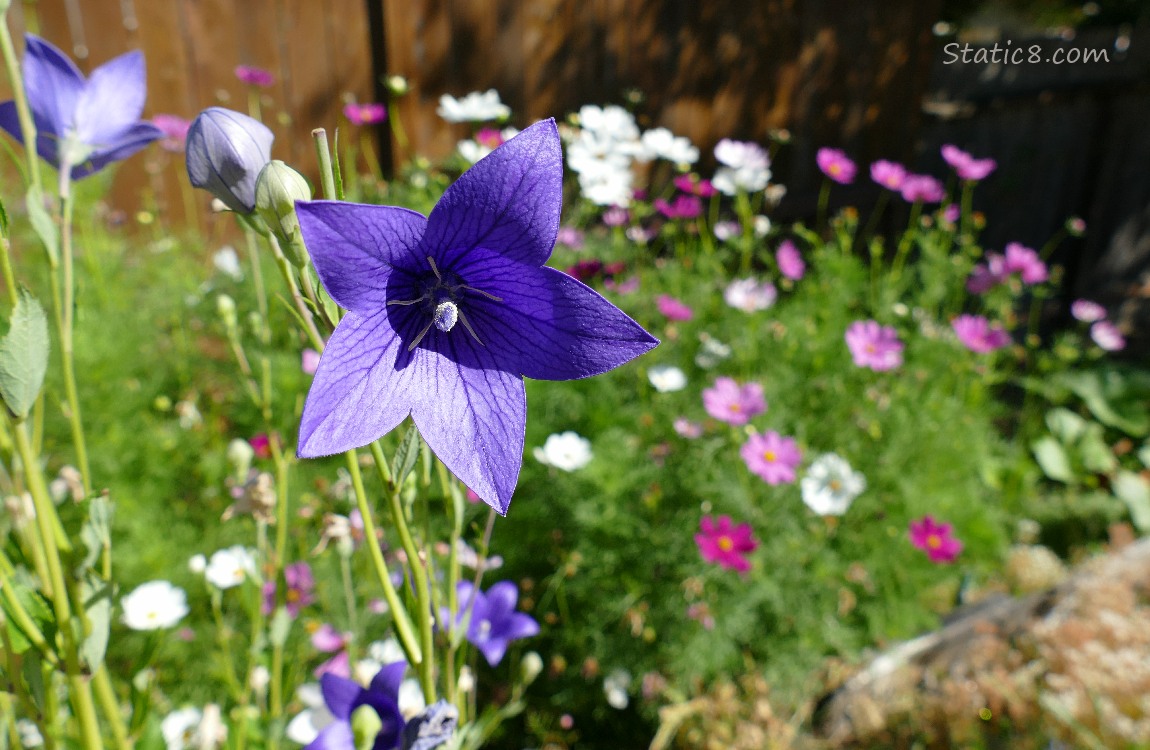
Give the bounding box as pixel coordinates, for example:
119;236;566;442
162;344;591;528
927;534;942;549
717;536;734;552
829;479;842;491
763;450;776;463
728;404;741;413
829;163;842;176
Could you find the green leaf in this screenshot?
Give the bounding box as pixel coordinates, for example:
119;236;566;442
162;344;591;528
0;287;49;419
1;581;54;654
1045;408;1087;444
1138;441;1150;470
79;496;113;572
1057;369;1150;437
1113;471;1150;533
79;577;113;670
0;195;9;237
392;422;421;489
268;606;292;647
1032;436;1075;483
26;187;58;265
1078;428;1117;475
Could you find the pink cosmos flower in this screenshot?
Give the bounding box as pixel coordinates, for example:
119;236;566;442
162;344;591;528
556;226;584;249
465;487;482;503
695;515;758;573
951;314;1011;354
302;348;320;375
261;561;316;617
1090;321;1126;351
474;127;505;149
602;206;630;227
1003;242;1048;284
235;65;275;87
604;275;639;294
845;321;904;371
343;102;387;125
723;278;777;312
654;194;703;220
1071;299;1106;322
909;516;963;563
702;377;766;425
673;174;717;197
870;159;906;190
966;253;1007;294
776;240;805;280
673;418;704;439
152;114;190;153
741;431;802;485
817;147;856;184
899;174;945;203
657;295;694;322
941;144;996;181
311;623;351;677
249;433;271;459
942;203;961;224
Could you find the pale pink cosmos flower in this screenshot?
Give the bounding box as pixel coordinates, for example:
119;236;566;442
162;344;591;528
343;102;387;125
311;623;351;678
1071;299;1106;322
301;348;320;375
702;377;766;425
942;203;961;224
817;147;856;184
556;226;585;249
941;144;996;181
723;278;777;312
776;240;805;280
870;159;906;190
657;295;694;321
235;65;275;87
1090;321;1126;351
899;174;945;203
1003;242;1048;284
713;221;741;241
909;516;963;563
845;320;904;371
152;114;191;153
673;418;704;439
604;275;639;295
951;314;1011;353
602;206;630;227
695;515;758;573
740;431;802;485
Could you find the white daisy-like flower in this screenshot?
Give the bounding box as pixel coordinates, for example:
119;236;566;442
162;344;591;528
577;104;640;143
212;246;243;281
16;719;43;748
800;453;866;516
533;432;593;471
161;707;202;750
398;678;426;719
436;89;510;123
713;165;771;195
285;684;332;745
694;333;731;369
603;669;632;710
121;581;189;631
724;278;777;313
648;365;687;393
204;545;257;590
638;127;699;165
188;554;207;574
752;215;772;237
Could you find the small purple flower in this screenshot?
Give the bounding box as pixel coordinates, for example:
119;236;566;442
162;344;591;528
262;561;316;617
966;253;1007;294
0;34;162;179
673;174;717;197
657;295;694;321
603;275;639;295
295;120;657;514
452;581;539;666
845;320;904;371
776;240;805;281
307;664;406;750
723;278;777;312
673;417;703;439
302;348;321;375
311;624;351;679
1090;321;1126;351
713;221;741;242
555;226;584;249
1071;299;1106;323
816;147;856;184
186;107;274;213
602;206;630;227
343;102;387;126
870;160;906;191
952;314;1011;354
235;65;275;87
654;194;702;220
152;114;191;153
1003;242;1047;284
899;174;945;204
941;144;996;182
740;431;802;485
942;203;961;224
702;377;766;425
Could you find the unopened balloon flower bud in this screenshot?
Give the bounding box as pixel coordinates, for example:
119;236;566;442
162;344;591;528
520;652;543;686
216;294;237;329
254;160;312;265
386;75;409;96
186;107;274;213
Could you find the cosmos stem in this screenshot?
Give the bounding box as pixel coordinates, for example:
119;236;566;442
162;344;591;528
0;9;42;194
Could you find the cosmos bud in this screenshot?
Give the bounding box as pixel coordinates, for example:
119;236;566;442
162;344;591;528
255;160;312;265
186;107;274;214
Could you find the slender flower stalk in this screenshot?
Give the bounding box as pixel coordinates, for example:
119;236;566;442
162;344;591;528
55;165;92;494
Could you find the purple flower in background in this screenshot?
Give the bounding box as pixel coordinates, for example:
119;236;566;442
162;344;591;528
909;516;963;564
295;120;657;515
235;65;275;87
152;114;191;153
452;581;539;666
816;147;856;184
942;203;961;224
1090;321;1126;351
870;160;906;191
306;664;406;750
673;417;703;439
602;206;630;227
941;144;996;181
673;174;717;197
302;348;321;375
899;174;945;204
556;226;584;249
952;314;1011;354
741;430;802;485
0;34;163;179
657;294;694;321
262;561;316;617
776;240;805;281
186;107;274;213
845;320;904;371
723;278;777;312
702;377;766;425
1003;242;1048;284
654;194;702;220
343;102;387;126
1070;299;1106;323
966;253;1007;294
311;624;351;679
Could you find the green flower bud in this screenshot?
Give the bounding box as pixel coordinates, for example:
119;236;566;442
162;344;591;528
216;294;237;329
255;160;312;266
520;651;543;686
386;75;409;96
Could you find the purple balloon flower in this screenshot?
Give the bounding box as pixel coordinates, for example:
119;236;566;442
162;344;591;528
452;580;539;666
0;34;162;179
308;664;406;750
295;120;657;514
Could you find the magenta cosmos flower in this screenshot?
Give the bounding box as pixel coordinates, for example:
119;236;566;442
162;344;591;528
654;195;703;220
657;294;694;321
870;159;907;191
952;314;1011;354
776;239;805;281
740;430;801;485
344;102;387;126
702;377;766;425
235;65;275;87
817;147;856;184
845;320;904;371
1003;242;1048;284
941;144;996;182
262;561;316;617
899;174;945;203
152;114;191;153
909;516;963;563
695;515;758;573
295;120;657;514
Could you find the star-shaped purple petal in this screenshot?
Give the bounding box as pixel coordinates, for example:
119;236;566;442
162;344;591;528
454;580;539;666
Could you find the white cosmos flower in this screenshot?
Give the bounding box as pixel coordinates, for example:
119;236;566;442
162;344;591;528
648;365;687;393
121;580;189;631
204;545;257;590
285;684;332;745
724;278;777;313
161;707;202;750
800;453;866;516
577;104;640;143
212;246;243;281
533;432;593;471
188;554;207;574
713;165;770;195
436;89;510;123
603;669;631;710
639;127;698;165
714;139;769;170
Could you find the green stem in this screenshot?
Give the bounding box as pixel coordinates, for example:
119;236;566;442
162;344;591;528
92;667;131;750
313;129;338;200
268;237;325;351
0;12;42;193
0;234;18;304
0;550;60;667
816;179;831;234
56;167;92;496
242;227;271;345
889;200;924;287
